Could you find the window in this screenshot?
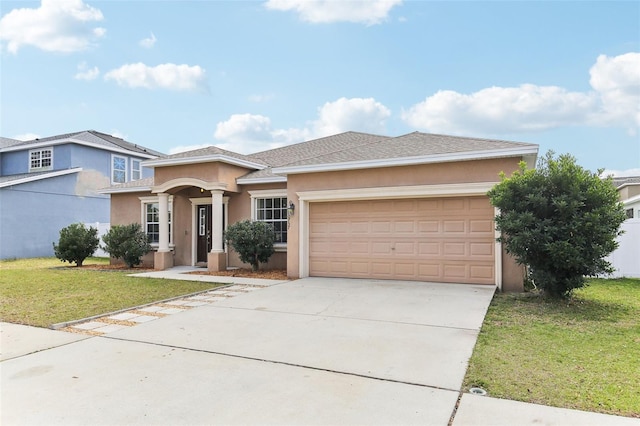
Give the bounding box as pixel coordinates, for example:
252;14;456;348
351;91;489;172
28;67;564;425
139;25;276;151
29;148;53;171
140;197;173;245
131;159;141;181
112;155;127;183
250;190;288;245
626;208;634;219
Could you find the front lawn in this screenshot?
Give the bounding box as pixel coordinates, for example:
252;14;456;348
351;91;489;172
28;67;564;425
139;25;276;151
0;257;221;327
464;278;640;418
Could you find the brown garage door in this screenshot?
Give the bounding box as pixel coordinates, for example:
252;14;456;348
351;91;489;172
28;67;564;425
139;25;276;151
309;196;495;284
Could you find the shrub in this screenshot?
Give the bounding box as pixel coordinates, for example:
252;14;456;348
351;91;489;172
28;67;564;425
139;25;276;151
102;223;151;268
487;151;626;299
225;220;275;271
53;223;100;267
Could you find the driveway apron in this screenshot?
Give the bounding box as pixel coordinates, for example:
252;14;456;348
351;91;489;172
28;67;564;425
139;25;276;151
2;278;495;425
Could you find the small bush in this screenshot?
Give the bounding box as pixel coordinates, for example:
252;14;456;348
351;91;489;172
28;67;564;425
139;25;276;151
102;223;151;268
53;223;100;267
225;220;275;271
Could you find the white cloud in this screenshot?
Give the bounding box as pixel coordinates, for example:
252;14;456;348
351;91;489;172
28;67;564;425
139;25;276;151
265;0;402;25
169;144;214;155
104;63;208;92
213;97;391;153
402;52;640;136
74;61;99;80
139;32;157;48
0;0;105;54
589;52;640;130
214;114;279;153
600;168;640;178
403;85;596;135
313;97;391;136
14;133;40;141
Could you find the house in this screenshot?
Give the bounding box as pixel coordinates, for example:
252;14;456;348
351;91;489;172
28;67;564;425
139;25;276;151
606;176;640;278
612;176;640;219
102;131;538;291
0;130;162;259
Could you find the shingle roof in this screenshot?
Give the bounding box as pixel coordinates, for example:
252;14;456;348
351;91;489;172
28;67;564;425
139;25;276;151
98;176;154;192
275;132;537;168
1;130;164;157
248;131;389;167
238;131;537;180
612;176;640;188
0;170;54;185
0;137;22;148
158;145;267;166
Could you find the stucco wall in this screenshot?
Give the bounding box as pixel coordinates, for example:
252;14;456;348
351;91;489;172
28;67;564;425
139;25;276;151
154;163;250;193
109;184;288;270
285;157;525;290
225;182;288;270
618;185;640;201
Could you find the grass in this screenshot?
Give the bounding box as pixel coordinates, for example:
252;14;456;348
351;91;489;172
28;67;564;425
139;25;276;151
464;278;640;418
0;257;222;328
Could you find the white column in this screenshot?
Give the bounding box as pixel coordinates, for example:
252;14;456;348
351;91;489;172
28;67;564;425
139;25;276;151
211;190;224;253
158;192;170;252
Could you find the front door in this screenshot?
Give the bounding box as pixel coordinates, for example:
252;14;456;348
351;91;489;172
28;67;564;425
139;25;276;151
197;205;212;263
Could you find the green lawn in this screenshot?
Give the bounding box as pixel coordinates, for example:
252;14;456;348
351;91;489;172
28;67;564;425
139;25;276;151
0;257;221;327
464;278;640;418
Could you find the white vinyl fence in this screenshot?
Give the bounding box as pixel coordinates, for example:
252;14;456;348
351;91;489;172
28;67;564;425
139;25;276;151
86;222;110;258
606;218;640;278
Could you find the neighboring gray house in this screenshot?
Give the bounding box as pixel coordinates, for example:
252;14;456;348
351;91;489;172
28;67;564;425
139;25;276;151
0;130;162;259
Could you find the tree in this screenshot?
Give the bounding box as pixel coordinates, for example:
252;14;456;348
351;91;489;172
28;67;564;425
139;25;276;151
487;151;626;299
225;220;275;271
53;223;100;267
102;223;151;268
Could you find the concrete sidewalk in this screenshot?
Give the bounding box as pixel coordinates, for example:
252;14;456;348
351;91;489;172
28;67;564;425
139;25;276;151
1;272;638;425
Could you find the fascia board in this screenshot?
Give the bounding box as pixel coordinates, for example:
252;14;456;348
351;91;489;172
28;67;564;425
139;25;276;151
623;194;640;206
617;182;640;191
236;175;287;185
97;186;152;194
296;182;497;202
0;167;83;188
273;146;540;175
142;155;266;170
0;138;158;159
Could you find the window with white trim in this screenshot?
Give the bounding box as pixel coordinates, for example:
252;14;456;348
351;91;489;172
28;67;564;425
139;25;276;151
112;155;127;183
131;159;141;181
250;190;287;244
139;196;173;245
29;148;53;171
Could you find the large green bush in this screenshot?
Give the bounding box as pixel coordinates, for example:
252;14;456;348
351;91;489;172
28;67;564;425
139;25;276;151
53;223;100;267
487;151;626;298
102;223;152;268
225;220;275;271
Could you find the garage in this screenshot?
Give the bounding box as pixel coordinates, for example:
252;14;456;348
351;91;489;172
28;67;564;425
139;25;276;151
308;196;496;284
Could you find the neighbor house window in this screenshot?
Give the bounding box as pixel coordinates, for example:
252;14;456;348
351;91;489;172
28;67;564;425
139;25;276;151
626;208;634;219
29;148;53;171
249;190;288;245
131;159;141;181
139;196;173;245
112;155;127;183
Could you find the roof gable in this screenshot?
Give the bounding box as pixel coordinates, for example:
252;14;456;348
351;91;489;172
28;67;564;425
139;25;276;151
142;145;268;170
0;130;164;158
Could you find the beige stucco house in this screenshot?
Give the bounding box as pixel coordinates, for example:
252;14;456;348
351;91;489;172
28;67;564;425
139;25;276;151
102;131;538;292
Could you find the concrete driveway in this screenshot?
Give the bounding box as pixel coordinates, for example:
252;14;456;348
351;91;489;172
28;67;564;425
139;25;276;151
3;277;494;425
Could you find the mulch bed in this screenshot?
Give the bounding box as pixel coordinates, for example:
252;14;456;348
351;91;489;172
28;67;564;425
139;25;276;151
54;264;154;272
189;268;289;280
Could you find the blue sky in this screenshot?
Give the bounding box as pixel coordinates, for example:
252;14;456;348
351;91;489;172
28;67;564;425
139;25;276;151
1;0;638;175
